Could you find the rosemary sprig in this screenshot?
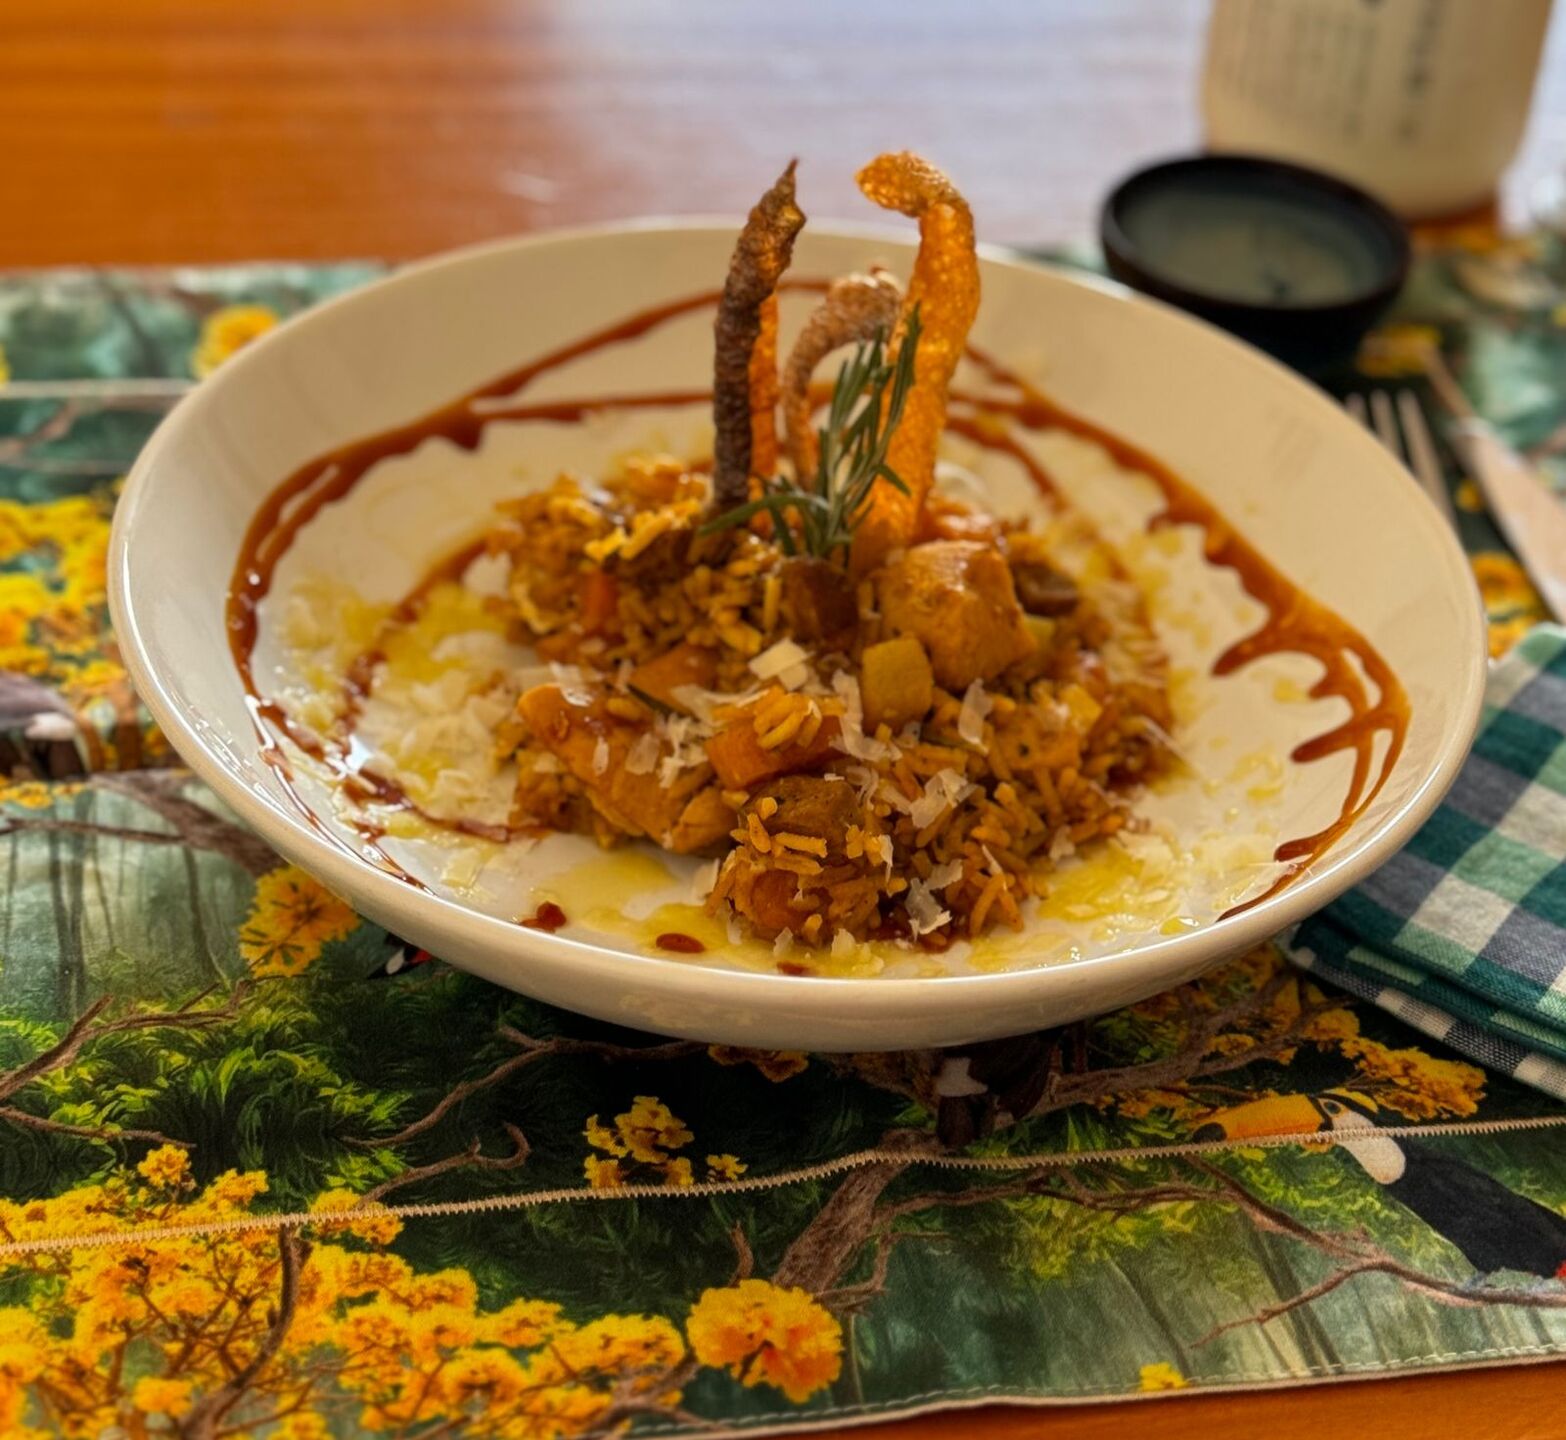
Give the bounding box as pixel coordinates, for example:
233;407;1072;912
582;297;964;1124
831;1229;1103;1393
701;304;923;561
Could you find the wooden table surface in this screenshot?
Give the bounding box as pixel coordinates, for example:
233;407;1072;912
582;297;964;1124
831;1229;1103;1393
5;1;1565;1435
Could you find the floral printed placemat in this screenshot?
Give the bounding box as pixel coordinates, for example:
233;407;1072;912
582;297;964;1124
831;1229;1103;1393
1;247;1566;1438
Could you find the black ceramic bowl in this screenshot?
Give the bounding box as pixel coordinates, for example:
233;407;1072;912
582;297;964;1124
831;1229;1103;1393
1100;154;1412;371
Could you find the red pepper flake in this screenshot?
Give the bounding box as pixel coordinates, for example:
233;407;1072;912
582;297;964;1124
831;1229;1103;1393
777;960;811;976
655;931;705;954
521;902;567;932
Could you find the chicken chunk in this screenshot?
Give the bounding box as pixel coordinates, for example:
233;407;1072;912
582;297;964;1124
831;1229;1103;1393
517;684;731;851
753;775;862;860
875;540;1035;690
779;556;858;648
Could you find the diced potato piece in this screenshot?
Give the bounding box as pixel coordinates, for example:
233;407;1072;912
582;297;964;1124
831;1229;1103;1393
705;716;841;790
629;643;718;712
1023;615;1057;651
1060;682;1104;732
860;636;934;733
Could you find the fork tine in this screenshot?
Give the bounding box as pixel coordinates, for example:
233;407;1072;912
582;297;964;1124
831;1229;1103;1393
1369;389;1401;457
1396;388;1459;527
1345;391;1369;427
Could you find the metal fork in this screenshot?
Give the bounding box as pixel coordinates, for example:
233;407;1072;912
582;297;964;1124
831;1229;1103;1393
1344;388;1459;529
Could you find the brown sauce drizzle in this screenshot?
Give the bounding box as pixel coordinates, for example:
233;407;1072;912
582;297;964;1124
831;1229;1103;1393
228;282;1408;920
958;345;1409;913
521;901;568;932
655;931;706;954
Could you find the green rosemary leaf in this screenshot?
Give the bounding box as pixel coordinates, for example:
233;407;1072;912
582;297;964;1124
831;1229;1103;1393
704;302;922;562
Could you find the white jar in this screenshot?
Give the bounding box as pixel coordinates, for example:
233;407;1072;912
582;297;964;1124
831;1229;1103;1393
1202;0;1555;218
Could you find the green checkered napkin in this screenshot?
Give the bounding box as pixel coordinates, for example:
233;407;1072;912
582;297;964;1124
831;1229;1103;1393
1283;625;1566;1100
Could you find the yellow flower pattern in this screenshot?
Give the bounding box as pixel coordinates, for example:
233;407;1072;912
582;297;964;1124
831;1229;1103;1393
238;864;358;976
1471;551;1550;659
131;1376;194;1416
707;1045;809;1081
1139;1361;1188;1391
1356;322;1441;378
687;1278;843;1403
190;303;280;378
583;1097;748;1189
135;1143;191;1190
0;493;147;726
0;1160;717;1437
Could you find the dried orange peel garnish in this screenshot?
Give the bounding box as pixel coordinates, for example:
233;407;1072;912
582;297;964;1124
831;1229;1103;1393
849;151;979;572
780;268;903;482
713;161;806;509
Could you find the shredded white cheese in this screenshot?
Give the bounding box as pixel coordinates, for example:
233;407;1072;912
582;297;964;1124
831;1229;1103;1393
904;878;952;937
460;550;511;597
750;639;809;683
926;858;965;891
831;671;890;761
908;768;976;830
549;662;595;706
845;765;881;807
591;736;609;776
669;684;759;728
626;732;660;775
957;680;993;749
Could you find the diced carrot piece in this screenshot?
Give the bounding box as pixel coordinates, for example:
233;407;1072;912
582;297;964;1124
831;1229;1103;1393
578;570;619;635
629;643;718;711
705;716;841;790
748;868;804;933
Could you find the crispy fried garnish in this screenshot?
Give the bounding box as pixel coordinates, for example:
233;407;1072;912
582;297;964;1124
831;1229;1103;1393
780;268;903;480
850;152;979;572
713;161;806;510
748;293;782;482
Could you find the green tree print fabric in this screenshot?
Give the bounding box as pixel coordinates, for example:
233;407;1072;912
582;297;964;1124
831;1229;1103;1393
1;250;1565;1436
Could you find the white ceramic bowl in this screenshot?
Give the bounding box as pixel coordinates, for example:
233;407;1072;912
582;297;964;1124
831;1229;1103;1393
109;223;1486;1050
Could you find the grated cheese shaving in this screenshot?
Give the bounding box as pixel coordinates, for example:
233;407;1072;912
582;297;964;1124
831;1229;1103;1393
548;662;595;706
591;737;609;776
460;550;511;597
669;684;759;728
908;768;976;830
926;859;965;891
750;639;809;682
904;878;952;937
626;732;660;775
831;671;890;761
957;680;993;749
